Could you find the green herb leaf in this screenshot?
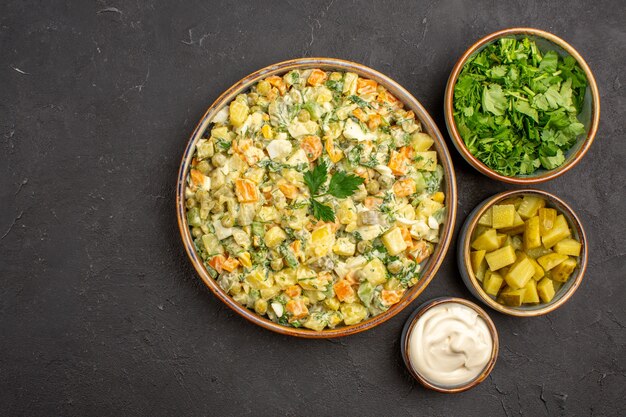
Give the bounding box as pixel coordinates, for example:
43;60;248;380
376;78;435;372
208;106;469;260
303;160;328;195
327;171;364;198
310;198;335;222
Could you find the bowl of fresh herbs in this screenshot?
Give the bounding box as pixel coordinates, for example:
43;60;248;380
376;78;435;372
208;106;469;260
444;28;600;184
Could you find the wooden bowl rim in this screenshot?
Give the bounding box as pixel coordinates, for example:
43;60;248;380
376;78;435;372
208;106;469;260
176;57;458;338
444;27;601;184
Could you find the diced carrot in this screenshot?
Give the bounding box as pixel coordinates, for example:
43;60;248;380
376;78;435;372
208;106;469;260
381;289;403;306
289;240;304;262
393;178;416;197
235;178;259;203
410;240;433;263
208;255;227;274
190;169;205;187
333;279;355;302
301;135;323;162
368;114;382;131
364;196;383;209
405;110;415;119
286;299;308;321
191;157;198;166
399;227;414;250
266;75;286;95
307;69;327;86
378;90;403;109
352;107;368;123
285;285;302;298
356;78;378;95
278;181;299;200
324;136;343;163
344;270;358;285
222;257;240;272
387;146;413;176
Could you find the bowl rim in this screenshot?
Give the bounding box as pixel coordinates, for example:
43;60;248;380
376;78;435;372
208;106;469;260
176;57;458;338
443;27;601;184
461;189;588;316
401;297;499;393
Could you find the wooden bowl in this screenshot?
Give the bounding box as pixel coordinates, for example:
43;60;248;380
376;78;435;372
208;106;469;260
176;58;458;338
401;297;499;393
444;27;600;184
457;189;588;316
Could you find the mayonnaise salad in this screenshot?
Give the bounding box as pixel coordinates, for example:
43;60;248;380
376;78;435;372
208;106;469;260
407;301;494;387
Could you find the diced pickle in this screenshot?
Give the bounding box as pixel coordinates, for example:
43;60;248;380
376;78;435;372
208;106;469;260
517;195;545;219
541;215;571;248
554;238;582;257
537;253;568;271
522;280;540;303
524;216;541;250
528;257;545;281
551;257;577;282
499;287;526;307
483;271;503;296
471;229;500;251
478;208;492;227
504;257;535;289
492;204;516;229
538;208;557;235
537;277;555;303
485;245;516;271
470;250;486;275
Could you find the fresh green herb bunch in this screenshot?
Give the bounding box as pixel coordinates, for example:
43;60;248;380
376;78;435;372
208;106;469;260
453;37;588;176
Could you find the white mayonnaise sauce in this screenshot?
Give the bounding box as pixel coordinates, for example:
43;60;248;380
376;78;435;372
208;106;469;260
408;302;493;386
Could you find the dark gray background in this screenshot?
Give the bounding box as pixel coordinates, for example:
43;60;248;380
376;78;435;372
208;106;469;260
1;0;625;416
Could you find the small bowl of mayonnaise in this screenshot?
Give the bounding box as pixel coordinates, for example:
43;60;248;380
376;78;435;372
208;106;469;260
401;297;499;393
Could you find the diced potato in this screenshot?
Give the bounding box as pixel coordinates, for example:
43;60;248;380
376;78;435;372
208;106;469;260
551;258;577;282
323;297;340;311
542;215;571;248
340;303;368;325
537;253;568;271
264;226;287;248
360;258;387;286
537;277;555;303
522;280;540;303
504;257;535;289
333;237;356;257
337;199;357;225
517;195;546;219
500;287;526;307
382;227;408;256
485;245;517;271
413;151;437;171
483;271;503;296
478;208;492;227
310;224;335;257
411;132;434;151
554;238;582;257
538;208;557;235
470;250;486;275
245;267;273;289
471;229;499;251
524;216;541;250
492;204;516;229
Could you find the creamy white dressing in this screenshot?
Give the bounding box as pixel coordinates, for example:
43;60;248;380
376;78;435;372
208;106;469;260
408;302;493;386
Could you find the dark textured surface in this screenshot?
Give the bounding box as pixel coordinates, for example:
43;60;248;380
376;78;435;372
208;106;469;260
1;1;625;415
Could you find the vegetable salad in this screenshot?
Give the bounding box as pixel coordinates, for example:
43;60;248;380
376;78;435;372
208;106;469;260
185;68;446;330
